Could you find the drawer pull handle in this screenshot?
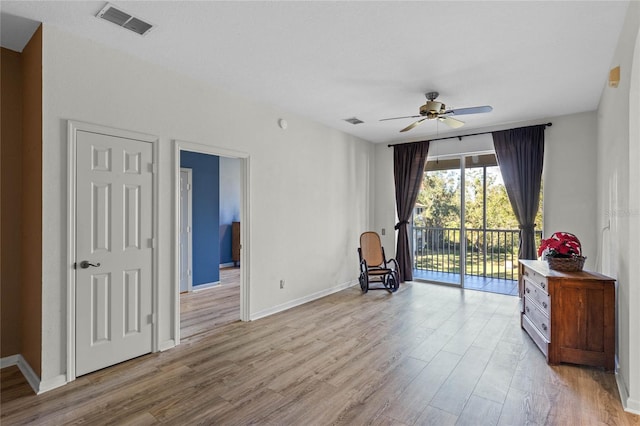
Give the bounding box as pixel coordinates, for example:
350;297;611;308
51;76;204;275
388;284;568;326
526;306;530;313
542;324;548;331
542;302;547;309
524;271;530;277
540;282;546;289
525;288;531;294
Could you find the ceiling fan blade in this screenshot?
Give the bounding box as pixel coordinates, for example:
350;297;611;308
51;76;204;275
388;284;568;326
445;105;493;116
400;118;428;132
438;116;465;129
380;115;422;122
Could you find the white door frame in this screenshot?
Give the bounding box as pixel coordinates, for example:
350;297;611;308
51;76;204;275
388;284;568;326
173;140;250;345
66;120;160;382
179;167;193;293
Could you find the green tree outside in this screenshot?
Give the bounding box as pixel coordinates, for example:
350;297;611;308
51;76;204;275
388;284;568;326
413;161;543;280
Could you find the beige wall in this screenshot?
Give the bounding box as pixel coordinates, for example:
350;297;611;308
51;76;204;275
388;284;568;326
38;24;372;386
20;26;42;376
596;1;640;412
1;47;23;357
542;111;598;269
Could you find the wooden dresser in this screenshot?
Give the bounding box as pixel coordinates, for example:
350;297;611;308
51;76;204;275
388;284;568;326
232;221;240;266
518;260;615;371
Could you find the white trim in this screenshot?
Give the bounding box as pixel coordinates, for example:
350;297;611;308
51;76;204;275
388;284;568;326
251;280;358;321
617;373;640;415
219;262;235;269
193;281;221;291
174;142;182;344
240;156;251;322
0;354;21;368
174;140;251;344
152;133;160;354
179;167;194;293
17;355;41;393
0;354;58;394
67;120;159;384
39;374;67;394
66;120;77;382
158;339;176;352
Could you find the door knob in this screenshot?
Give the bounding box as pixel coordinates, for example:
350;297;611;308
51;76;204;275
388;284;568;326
79;261;101;269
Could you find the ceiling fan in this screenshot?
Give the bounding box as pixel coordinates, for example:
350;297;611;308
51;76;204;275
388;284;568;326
380;92;493;132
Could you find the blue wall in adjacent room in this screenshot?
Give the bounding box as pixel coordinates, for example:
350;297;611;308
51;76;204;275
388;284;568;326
219;157;241;265
180;151;220;286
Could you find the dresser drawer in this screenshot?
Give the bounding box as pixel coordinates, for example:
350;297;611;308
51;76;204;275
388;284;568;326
524;297;551;341
522;267;548;292
522;314;548;357
523;279;550;316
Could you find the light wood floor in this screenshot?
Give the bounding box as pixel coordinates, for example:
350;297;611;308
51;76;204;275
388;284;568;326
180;267;240;339
2;280;638;425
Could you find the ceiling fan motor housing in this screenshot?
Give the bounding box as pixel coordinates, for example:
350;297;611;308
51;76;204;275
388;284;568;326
420;101;445;118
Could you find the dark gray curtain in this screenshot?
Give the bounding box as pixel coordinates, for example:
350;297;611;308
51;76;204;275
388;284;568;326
492;125;545;260
393;141;429;282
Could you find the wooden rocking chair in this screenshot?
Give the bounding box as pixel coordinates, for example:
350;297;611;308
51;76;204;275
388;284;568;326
358;232;399;293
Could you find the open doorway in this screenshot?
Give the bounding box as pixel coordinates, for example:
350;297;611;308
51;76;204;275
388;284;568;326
173;140;250;344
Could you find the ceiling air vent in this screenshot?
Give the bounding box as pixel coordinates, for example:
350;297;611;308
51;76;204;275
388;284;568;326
97;3;155;36
344;117;364;125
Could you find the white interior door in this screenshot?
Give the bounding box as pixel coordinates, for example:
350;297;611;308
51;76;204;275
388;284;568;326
180;168;193;292
75;130;153;376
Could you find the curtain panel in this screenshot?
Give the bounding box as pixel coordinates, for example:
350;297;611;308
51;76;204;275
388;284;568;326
393;141;429;282
492;125;545;260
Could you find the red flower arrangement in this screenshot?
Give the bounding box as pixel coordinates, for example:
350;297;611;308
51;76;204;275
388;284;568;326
538;232;582;259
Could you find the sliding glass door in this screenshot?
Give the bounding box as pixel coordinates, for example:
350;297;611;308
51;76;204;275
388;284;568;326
412;157;463;286
412;153;541;294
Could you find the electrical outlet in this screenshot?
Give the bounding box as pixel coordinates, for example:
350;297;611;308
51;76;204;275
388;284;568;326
280;279;285;289
381;228;386;235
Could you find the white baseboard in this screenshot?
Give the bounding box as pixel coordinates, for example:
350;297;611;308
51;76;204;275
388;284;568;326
158;339;176;352
250;279;358;321
39;374;67;394
616;373;640;414
1;354;21;369
0;354;54;394
219;262;235;268
193;281;221;291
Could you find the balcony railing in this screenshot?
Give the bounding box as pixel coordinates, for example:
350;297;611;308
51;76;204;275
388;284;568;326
412;226;543;281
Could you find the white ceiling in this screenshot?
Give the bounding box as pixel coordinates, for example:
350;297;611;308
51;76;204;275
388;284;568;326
0;1;630;144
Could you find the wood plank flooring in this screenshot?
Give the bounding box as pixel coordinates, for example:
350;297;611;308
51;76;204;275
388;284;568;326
180;267;240;339
2;280;638;425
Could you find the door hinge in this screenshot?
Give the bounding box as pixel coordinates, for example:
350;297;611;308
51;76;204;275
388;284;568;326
148;313;156;324
149;163;157;173
148;238;155;249
186;183;191;191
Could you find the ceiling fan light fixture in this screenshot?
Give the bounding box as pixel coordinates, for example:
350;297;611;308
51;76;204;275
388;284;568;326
420;101;444;118
380;91;492;132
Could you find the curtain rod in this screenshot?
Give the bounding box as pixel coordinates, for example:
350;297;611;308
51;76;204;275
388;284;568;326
387;122;552;147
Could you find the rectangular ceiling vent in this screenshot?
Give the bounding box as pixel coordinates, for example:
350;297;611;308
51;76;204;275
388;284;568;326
344;117;364;125
97;3;154;36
